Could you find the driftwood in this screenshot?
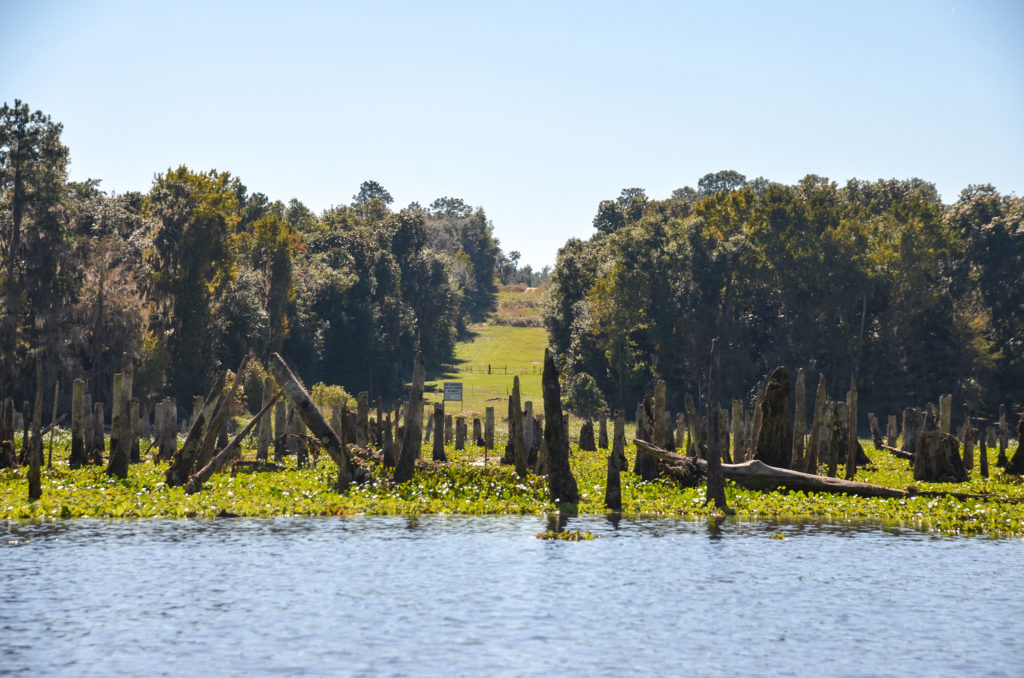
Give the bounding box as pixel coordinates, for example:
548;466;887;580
879;443;914;461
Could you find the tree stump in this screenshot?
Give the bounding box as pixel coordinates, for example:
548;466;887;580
706;338;727;509
980;427;991;478
273;399;287;462
382;414;396;467
845;377;858;480
432;404;446;462
676;411;687;450
484;407;494;451
886;414;898;448
394;352;425;484
731;401;744;465
634;398;657;480
997;405;1009;468
90;401;105;464
473;417;483;446
455;415;466;451
444;414;453;445
938;394;952;435
257;377;273;461
753;367;793;469
867;412;884;450
0;398;15;469
510;376;527;477
578;419;596;451
598;412;608;449
960;419;975;471
1006;413;1024;476
913;431;967;483
791;368;806;469
901;407;923;454
523;401;534;452
70;379;87;469
685;393;702;458
28;358;43;500
542;349;578;504
357;391;369;447
612;410;627;471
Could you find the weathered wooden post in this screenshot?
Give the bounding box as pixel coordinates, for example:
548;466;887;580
106;372;130;478
939;394;952;436
455;415;466;451
273;398;287;462
510;375;527;477
109;373;122;469
543;349;579;504
70;379;87;468
28;358;44;500
867;412;884;450
653;380;667;449
997;405;1009;467
444;414;453;445
0;398;15;468
706;339;727;510
46;381;59;469
845;374;858;480
357;391;369;447
753;367;793;469
685;394;701;458
394;352;425;484
382;414;396;467
598;411;608;449
432;405;446;461
295;416;308;468
257;377;273;461
129;399;141;463
578;419;596;451
791;368;806;469
901;408;923;455
886;415;898;448
523;401;534;452
91;401;105;464
484;406;494;451
914;431;966;482
961;418;975;471
980;426;991;478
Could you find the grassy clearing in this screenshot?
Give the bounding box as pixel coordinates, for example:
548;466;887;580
424;324;549;428
3;430;1023;537
491;284;547;327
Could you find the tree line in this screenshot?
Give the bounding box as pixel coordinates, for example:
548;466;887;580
0;101;510;411
546;170;1023;425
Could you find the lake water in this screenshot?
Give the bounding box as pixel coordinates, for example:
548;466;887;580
2;516;1022;677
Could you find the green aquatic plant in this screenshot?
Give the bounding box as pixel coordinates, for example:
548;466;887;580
536;529;595;541
2;434;1022;538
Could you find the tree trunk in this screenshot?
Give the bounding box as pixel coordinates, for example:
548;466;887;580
0;398;15;468
382;414;396;467
444;414;453;445
432;405;446;462
129;399;140;463
997;405;1009;468
270;352;354;490
685;393;703;459
484;406;494;451
980;427;991;478
635;397;658;480
106;370;131;479
394;352;425;484
612;409;627;471
867;412;883;450
195;356;249;472
791;368;806;470
845;376;858;480
901;407;923;454
754;366;793;469
913;431;967;483
706;339;727;509
165;374;225;486
578;419;596;451
257;377;273;462
598;411;608;449
543;349;578;503
70;379;87;469
961;419;975;471
473;417;483;446
1006;414;1024;476
28;357;43;500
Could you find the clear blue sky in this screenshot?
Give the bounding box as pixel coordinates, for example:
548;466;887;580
3;0;1022;269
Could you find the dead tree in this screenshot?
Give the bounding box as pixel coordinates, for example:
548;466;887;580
791;368;806;469
705;339;727;510
432;404;446;462
543;349;579;504
394;352;425;484
913;431;967;483
270;352;355;490
753;367;793;469
166;374;226;487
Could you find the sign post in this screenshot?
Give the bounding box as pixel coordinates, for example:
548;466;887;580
444;382;463;411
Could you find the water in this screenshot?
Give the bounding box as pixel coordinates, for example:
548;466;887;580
2;516;1022;677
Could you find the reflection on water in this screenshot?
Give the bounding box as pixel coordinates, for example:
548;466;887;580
2;515;1022;677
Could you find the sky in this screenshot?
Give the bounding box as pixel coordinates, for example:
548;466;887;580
3;0;1023;269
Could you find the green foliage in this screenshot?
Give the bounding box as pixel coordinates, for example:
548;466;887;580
563;371;607;419
546;175;1024;420
310;382;355;413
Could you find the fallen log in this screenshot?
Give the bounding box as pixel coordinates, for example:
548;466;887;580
636;440;1024;504
185;389;283;494
270;352;354;491
879;443;914;461
638;439;905;498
